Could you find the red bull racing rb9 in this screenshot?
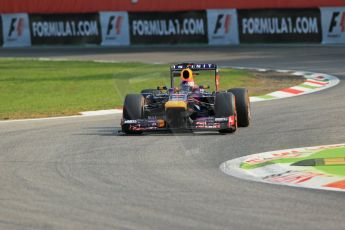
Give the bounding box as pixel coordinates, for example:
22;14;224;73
121;63;251;134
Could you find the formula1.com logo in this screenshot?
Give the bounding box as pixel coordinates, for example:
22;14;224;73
328;11;345;33
213;14;231;35
106;15;123;36
7;17;25;39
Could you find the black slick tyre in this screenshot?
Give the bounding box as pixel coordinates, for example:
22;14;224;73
215;92;237;134
227;88;251;127
122;94;144;134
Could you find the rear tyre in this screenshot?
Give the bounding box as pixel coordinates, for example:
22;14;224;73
122;94;144;134
215;92;237;134
227;88;251;127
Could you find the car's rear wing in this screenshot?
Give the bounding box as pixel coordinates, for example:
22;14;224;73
170;63;220;91
170;64;217;71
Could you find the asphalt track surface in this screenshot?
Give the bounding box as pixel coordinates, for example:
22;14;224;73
1;45;345;230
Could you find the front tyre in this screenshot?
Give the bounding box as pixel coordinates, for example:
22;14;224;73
215;92;237;134
122;94;144;134
227;88;251;127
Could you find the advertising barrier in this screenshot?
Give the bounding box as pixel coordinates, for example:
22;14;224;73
0;15;3;46
1;0;345;14
1;7;345;47
2;13;31;47
29;13;101;45
321;7;345;43
100;12;130;46
238;9;322;43
207;9;239;45
128;11;208;44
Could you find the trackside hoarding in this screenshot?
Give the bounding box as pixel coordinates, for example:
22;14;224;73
29;13;101;45
2;8;345;47
2;13;31;47
207;9;239;45
238;9;322;43
321;7;345;43
0;15;3;46
1;0;345;14
128;11;208;44
100;12;130;46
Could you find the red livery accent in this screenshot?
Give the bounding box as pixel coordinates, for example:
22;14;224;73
228;115;236;127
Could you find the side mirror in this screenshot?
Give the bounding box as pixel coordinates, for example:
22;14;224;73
157;86;167;90
200;85;210;89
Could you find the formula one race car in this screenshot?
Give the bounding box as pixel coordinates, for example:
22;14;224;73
121;63;251;134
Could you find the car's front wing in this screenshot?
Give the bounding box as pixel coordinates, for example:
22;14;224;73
121;116;236;132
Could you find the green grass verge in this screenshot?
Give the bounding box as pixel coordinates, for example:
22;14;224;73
0;58;301;119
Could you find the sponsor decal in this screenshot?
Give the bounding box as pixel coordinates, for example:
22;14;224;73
124;120;138;124
195;123;220;129
172;64;216;70
29;13;101;45
243;150;302;165
215;117;228;122
129;11;208;44
194;117;221;129
228;115;236;126
170;94;187;100
321;7;345;43
238;9;322;43
100;12;130;46
263;171;329;184
207;9;239;45
2;13;31;47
